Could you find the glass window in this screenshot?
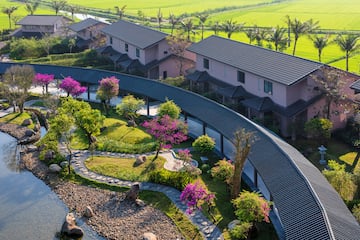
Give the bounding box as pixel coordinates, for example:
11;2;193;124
264;80;273;95
125;43;128;52
163;71;167;79
203;58;209;69
237;71;245;83
136;48;140;58
110;37;113;44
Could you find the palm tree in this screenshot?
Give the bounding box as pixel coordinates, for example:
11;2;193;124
2;6;18;29
211;21;220;35
51;0;67;15
114;5;127;19
245;27;256;44
181;18;196;41
222;19;243;39
254;26;268;47
66;4;80;20
169;13;180;36
196;14;208;40
334;34;360;71
290;18;310;55
25;2;39;15
268;25;287;51
284;15;291;47
309;35;329;62
157;8;163;31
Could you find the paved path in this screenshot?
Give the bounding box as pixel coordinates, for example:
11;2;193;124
60;146;224;240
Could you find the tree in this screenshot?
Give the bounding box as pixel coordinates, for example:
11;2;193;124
323;160;357;201
114;5;126;19
33;73;55;95
304;117;333;142
352;203;360;223
116;95;145;124
51;0;67;15
177;148;192;166
66;4;79;20
310;67;348;119
2;6;18;29
196;14;208;40
245;27;256;44
137;10;146;23
96;76;119;115
59;76;87;97
167;34;192;76
231;129;255;199
142;115;188;159
254;26;268;47
180;180;215;219
290;18;318;55
192;134;215;154
181;18;196;41
158;99;181;119
334;34;360;71
210;21;221;36
51;113;74;174
211;158;234;184
309;35;329;62
284;15;292;47
25;2;39;15
2;65;35;113
268;25;287;51
169;13;180;36
68;37;76;53
157;8;163;31
222;19;243;39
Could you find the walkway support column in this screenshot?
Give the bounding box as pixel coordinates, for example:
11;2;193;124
202;122;207;135
87;83;90;100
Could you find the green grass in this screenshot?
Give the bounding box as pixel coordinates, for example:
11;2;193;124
85;155;165;181
0;112;35;129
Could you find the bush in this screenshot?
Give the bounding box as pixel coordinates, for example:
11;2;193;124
211;159;234;184
192;134;215;154
200;163;211;173
304;117;333;141
158;99;181;119
149;169;194;190
352;203;360;223
229;222;253;240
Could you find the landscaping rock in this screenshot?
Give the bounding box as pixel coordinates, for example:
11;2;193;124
26;145;38;152
49;164;62;173
24;129;35;137
84;206;94;218
135;156;145;166
227;219;240;230
22;118;33;126
126;183;140;201
44;150;55;162
60;161;68;168
61;213;84;239
143;232;157;240
128;119;136;127
135;199;146;207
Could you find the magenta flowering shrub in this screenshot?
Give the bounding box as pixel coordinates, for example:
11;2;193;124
33;73;54;94
96;76;119;103
178;148;192;162
59;76;87;97
180;180;215;214
142;115;188;158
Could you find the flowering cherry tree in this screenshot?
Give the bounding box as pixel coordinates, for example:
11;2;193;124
180;180;215;218
178;148;192;166
142;114;188;159
33;73;54;94
96;76;119;114
59;76;87;97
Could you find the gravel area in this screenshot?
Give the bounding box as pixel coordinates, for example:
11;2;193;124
1;123;185;240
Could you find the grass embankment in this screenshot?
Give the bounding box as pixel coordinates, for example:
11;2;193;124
0;112;35;129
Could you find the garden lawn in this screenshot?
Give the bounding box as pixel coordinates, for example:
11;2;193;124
85;155;165;181
0;112;34;129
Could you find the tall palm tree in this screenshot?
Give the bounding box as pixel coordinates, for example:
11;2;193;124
2;6;18;29
284;15;291;47
334;34;360;71
254;26;268;47
196;14;208;40
25;2;39;15
268;25;287;51
222;19;243;39
169;13;180;36
211;21;220;35
114;5;127;19
66;4;79;20
181;18;196;41
290;18;310;55
157;8;163;31
51;0;67;15
309;35;329;62
245;26;256;44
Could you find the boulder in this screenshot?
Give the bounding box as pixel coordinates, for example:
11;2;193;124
49;164;62;173
126;183;140;201
44;150;55;162
128;119;136;127
227;219;240;230
135;156;144;166
143;232;157;240
84;206;94;218
26;145;38;153
61;213;84;239
135;199;145;207
60;161;68;168
22;118;33;126
24;129;35;137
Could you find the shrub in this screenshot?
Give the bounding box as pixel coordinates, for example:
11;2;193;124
158;99;181;119
304;117;333;141
192;134;215;154
200;164;211;173
229;222;253;240
149;169;194;190
211;159;234;184
352;203;360;223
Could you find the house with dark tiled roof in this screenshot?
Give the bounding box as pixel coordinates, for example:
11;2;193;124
99;20;195;79
14;15;72;38
68;18;108;49
187;35;359;137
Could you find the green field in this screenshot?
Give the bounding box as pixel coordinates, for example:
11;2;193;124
1;0;360;73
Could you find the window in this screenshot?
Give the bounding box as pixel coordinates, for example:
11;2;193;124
110;37;113;44
237;71;245;83
264;80;273;95
203;58;209;69
163;71;167;79
125;43;128;52
136;48;140;58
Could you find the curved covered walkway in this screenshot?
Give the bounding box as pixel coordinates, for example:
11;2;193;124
1;62;360;239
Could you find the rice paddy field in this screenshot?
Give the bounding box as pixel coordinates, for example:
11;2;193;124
1;0;360;73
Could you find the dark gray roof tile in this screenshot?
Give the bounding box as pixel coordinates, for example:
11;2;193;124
69;18;108;32
17;15;71;26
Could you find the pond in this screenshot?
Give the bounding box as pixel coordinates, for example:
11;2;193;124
0;132;103;240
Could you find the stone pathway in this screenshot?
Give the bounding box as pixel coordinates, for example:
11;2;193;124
60;146;223;240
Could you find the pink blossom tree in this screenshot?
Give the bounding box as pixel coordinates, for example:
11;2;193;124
180;180;215;220
59;76;87;97
96;76;119;115
142;115;188;159
178;148;192;166
33;73;54;94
